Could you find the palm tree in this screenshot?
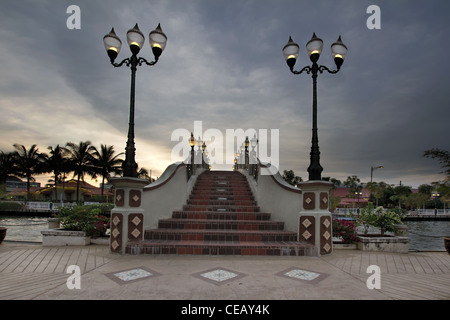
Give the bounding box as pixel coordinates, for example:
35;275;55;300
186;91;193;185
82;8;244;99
0;150;17;193
137;166;155;183
64;141;96;204
91;144;123;201
46;145;67;201
12;144;48;202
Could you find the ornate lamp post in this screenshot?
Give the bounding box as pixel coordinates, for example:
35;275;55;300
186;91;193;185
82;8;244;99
103;23;167;177
244;136;249;169
370;165;383;183
190;132;195;174
283;33;347;181
432;192;440;216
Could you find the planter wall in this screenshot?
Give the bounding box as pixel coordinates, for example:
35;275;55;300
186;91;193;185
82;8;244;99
357;235;410;253
333;243;357;250
0;227;7;244
444;237;450;255
41;229;90;246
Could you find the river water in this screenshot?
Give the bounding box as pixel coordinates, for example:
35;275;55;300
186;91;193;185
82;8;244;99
1;216;49;242
405;220;450;252
1;216;449;251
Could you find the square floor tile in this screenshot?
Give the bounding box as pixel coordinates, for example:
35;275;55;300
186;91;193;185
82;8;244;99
276;267;328;284
193;267;246;286
105;266;161;285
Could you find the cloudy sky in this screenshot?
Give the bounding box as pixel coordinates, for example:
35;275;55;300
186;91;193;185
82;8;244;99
0;0;449;188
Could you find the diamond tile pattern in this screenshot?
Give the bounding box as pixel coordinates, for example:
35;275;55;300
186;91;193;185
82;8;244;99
105;266;161;285
193;267;245;286
201;269;238;282
277;267;328;284
114;268;152;281
284;269;321;281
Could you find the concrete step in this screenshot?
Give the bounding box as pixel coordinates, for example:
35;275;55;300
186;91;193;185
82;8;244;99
126;240;315;256
158;218;285;231
171;210;272;221
134;170;309;256
145;229;299;242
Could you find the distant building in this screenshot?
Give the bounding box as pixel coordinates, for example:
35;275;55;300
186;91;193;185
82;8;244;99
6;178;113;203
5;176;41;192
332;187;370;208
37;179;114;203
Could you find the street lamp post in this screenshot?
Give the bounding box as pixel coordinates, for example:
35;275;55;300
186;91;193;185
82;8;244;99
283;33;347;181
355;191;362;215
244;136;249;169
432;192;440;216
370;165;383;183
103;23;167;177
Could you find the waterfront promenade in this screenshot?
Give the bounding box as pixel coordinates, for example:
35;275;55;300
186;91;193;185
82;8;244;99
0;242;449;301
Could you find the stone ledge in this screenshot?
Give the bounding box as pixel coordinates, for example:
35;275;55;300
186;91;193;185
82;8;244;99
41;229;90;246
357;235;410;253
333;243;357;250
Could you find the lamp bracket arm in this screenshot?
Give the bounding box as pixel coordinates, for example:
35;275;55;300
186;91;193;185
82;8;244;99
138;57;158;66
112;58;131;68
291;65;312;75
318;65;340;74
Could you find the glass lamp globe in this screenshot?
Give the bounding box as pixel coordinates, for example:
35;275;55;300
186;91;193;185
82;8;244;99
306;33;323;63
149;24;167;59
282;36;299;69
331;36;348;69
103;28;122;62
127;23;145;55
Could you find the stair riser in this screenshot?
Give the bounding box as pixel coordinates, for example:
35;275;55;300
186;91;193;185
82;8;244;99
190;192;254;198
158;221;284;231
145;232;297;242
171;212;271;221
182;206;260;212
187;200;256;206
126;245;315;256
190;195;254;200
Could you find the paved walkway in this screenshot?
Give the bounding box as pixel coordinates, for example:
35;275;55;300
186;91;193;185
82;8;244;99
1;242;449;301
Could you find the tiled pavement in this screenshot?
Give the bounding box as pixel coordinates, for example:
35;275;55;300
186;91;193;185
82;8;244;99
1;242;449;301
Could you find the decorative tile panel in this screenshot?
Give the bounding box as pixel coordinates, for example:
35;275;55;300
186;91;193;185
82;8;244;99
129;190;142;207
303;192;315;210
320;192;329;210
128;213;143;241
110;213;123;253
276;267;329;284
115;189;124;207
299;216;315;245
320;216;332;255
193;267;246;286
105;266;161;285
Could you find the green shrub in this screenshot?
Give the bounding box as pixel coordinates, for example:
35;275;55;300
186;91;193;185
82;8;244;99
57;204;112;237
356;202;403;236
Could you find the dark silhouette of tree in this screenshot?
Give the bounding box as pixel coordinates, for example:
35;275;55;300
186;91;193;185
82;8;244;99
91;144;123;201
12;144;48;201
64;141;96;204
423;148;450;180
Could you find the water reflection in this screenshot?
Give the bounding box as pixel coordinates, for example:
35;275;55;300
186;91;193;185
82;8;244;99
0;216;48;242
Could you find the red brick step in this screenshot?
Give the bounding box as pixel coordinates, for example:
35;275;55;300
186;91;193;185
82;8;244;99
126;170;313;256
